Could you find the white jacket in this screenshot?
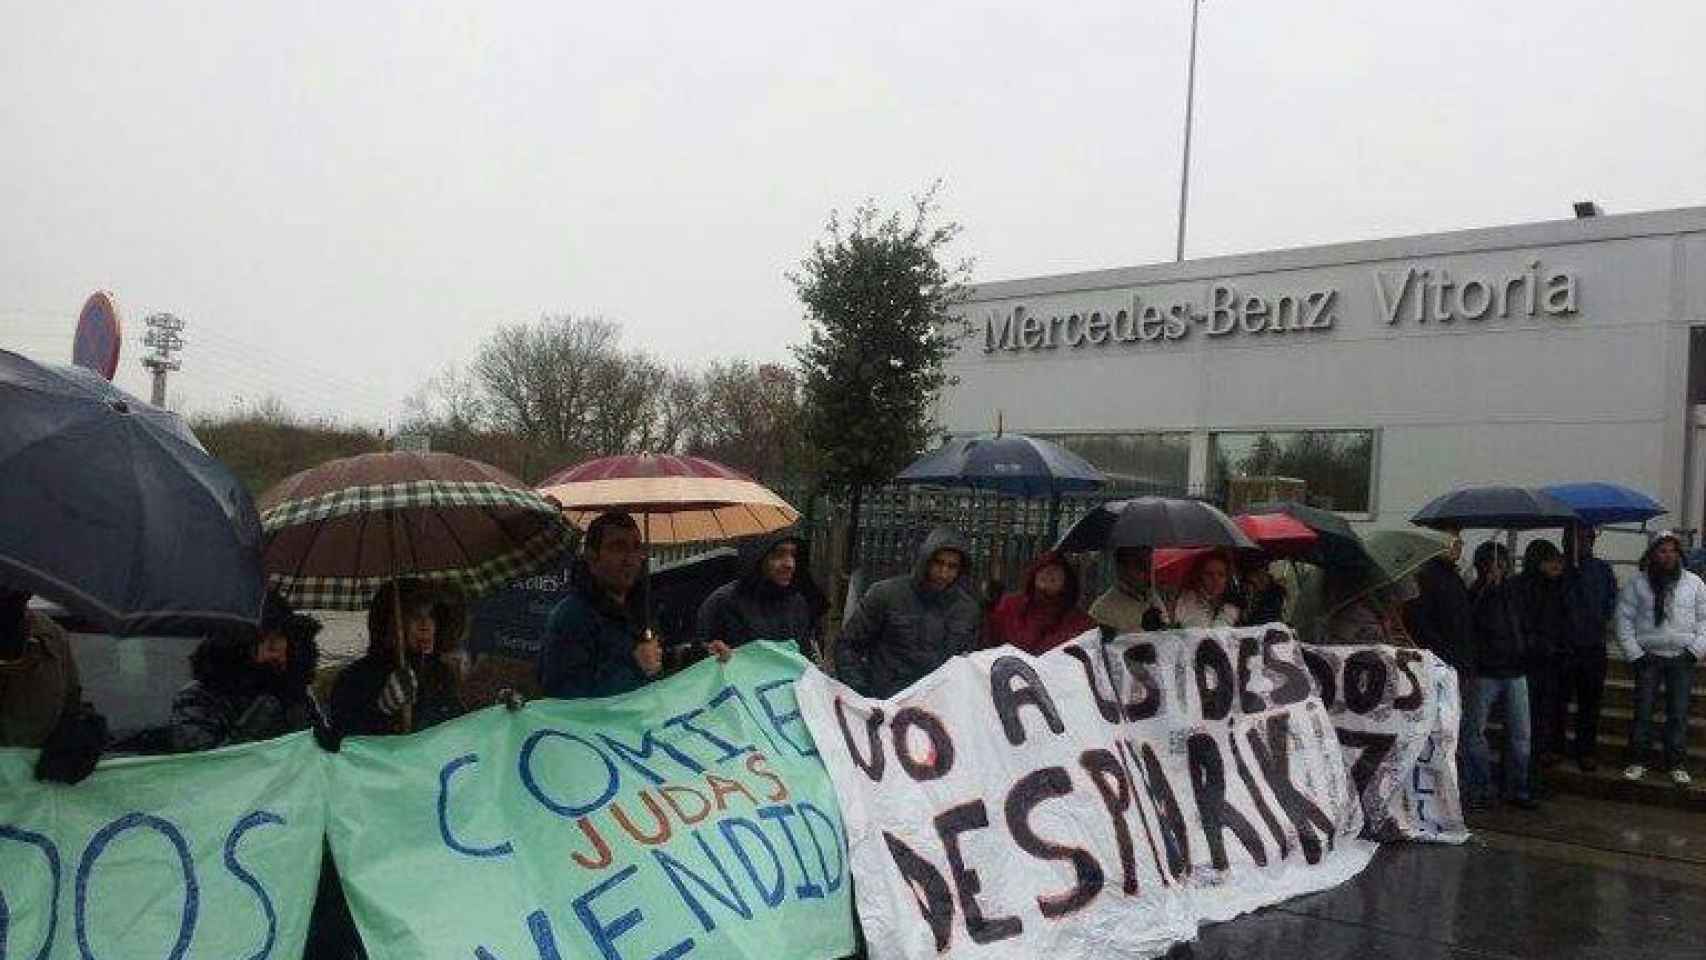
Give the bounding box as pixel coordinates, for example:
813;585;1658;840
1172;590;1242;629
1615;569;1706;661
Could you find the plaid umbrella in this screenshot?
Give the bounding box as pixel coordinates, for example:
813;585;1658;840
260;452;574;610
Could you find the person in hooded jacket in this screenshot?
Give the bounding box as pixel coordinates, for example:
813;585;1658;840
170;592;323;751
1514;539;1571;770
695;531;824;661
982;551;1096;656
329;578;466;736
1089;547;1168;634
0;587;107;784
834;527;979;698
539;512;662;699
1462;541;1538;809
1237;556;1288;628
1616;531;1706;786
1560;524;1615;771
1410;531;1474;674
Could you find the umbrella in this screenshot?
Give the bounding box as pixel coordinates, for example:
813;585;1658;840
260;452;574;610
1541;482;1666;526
1243;500;1376;574
1151;513;1319;586
895;434;1106;497
1411;485;1578;531
1322;529;1450;621
1055;496;1255;553
538;455;799;545
0;349;264;634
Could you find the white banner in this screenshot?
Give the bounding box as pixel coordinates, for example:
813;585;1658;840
798;625;1379;960
1303;643;1468;843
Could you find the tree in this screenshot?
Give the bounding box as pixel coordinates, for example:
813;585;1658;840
791;183;972;566
688;360;809;482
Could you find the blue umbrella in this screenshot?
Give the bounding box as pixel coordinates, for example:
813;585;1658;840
0;350;265;635
1411;485;1578;531
1541;482;1666;526
895;434;1107;497
896;433;1106;540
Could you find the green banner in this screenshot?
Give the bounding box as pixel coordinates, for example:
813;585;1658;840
326;641;854;960
0;732;327;960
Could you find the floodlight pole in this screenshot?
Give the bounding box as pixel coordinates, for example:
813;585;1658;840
1174;0;1202;263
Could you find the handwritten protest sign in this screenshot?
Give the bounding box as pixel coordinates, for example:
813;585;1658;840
0;732;326;960
326;641;854;960
797;625;1377;960
1306;643;1467;843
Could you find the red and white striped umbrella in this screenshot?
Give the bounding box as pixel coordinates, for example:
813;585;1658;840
537;455;798;544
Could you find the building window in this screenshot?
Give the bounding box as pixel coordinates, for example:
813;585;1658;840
1044;432;1192;495
1211;429;1377;514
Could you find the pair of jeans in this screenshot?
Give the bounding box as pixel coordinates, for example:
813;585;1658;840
1463;675;1532;802
1627;653;1698;771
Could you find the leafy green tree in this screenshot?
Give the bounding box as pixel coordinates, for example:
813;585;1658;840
791;184;971;566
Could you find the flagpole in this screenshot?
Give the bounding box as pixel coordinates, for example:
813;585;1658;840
1174;0;1202;263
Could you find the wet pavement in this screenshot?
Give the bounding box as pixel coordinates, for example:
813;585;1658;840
1179;795;1706;959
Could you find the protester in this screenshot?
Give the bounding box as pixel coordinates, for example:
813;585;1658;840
538;512;662;699
1515;540;1571;772
834;527;978;698
1462;542;1538;810
170;593;323;752
1172;551;1242;628
1561;524;1616;771
982;550;1096;655
1089;546;1168;633
1237;556;1287;628
1615;531;1706;785
329;578;466;735
695;531;823;661
1409;530;1473;672
1322;573;1419;647
0;588;107;783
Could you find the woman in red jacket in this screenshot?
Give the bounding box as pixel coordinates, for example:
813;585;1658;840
984;551;1097;655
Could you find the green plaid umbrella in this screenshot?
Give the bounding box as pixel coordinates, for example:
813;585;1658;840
259;452;574;610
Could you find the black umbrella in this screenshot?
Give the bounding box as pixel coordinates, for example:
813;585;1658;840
0;350;265;634
1411;485;1578;531
1056;496;1255;553
1244;500;1378;574
895;433;1107;539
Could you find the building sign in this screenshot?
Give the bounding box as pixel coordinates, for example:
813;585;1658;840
980;260;1578;354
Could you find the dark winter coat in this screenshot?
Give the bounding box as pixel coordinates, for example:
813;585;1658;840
538;559;652;699
695;532;822;659
834;527;979;699
1239;584;1289;629
0;611;80;749
1515;571;1574;668
982;551;1095;656
170;629;320;751
1470;579;1530;679
1567;556;1617;651
329;652;464;736
1409;556;1473;671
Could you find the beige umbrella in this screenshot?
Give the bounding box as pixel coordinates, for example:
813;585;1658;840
537;456;799;545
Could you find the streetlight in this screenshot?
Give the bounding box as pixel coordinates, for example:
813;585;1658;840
1175;0;1203;262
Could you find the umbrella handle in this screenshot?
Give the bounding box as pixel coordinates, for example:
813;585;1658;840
387;509;414;734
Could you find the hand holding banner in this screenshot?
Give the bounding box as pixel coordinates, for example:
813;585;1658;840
326;641;855;960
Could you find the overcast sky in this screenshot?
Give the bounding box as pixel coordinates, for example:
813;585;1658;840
3;0;1704;426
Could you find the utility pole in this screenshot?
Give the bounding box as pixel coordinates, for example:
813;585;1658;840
141;313;186;406
1174;0;1202;263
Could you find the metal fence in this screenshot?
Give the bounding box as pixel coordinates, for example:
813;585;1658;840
644;480;1187;612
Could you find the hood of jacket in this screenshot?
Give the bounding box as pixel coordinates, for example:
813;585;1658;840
911;527;971;593
1017;550;1082;616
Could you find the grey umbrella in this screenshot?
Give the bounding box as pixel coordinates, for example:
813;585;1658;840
1056;496;1256;553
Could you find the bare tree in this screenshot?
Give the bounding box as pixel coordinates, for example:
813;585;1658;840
472;315;623;455
689;360;808;480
